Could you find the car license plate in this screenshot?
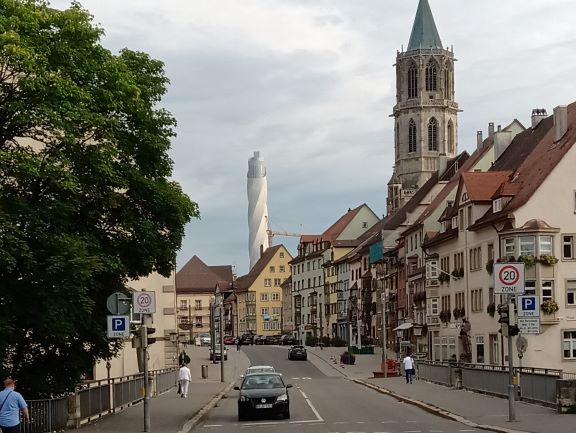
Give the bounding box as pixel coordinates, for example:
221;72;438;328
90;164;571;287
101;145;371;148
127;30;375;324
255;403;273;409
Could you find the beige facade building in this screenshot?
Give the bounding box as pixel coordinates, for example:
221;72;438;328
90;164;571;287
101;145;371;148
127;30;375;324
236;245;292;335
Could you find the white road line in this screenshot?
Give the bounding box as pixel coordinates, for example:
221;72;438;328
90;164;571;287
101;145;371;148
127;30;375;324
404;430;422;433
333;421;347;424
381;420;399;423
297;386;324;422
203;425;222;428
458;430;477;432
240;421;280;426
429;430;445;432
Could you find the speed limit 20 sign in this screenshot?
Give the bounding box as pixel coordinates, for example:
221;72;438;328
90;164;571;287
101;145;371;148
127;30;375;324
133;291;156;314
494;262;525;294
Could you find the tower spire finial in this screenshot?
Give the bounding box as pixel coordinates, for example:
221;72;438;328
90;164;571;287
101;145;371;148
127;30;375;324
407;0;443;51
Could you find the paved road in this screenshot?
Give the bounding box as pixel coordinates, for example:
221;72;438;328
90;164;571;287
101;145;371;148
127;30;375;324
192;346;480;433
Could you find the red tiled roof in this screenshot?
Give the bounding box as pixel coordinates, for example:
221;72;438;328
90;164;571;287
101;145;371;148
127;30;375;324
321;204;366;242
461;171;512;202
176;255;233;294
518;219;557;230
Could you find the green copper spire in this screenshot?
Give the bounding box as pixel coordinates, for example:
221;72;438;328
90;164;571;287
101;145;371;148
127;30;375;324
407;0;443;51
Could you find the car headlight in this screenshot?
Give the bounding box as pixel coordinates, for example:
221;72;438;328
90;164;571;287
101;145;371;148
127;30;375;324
240;395;250;402
276;394;288;402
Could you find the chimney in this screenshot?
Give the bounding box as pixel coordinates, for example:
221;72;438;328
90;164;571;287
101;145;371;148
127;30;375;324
531;108;548;129
488;122;495;138
476;131;483;149
554;105;568;141
497;125;502;132
438;154;448;177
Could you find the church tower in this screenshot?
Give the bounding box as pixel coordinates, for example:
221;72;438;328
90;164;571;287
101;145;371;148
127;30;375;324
387;0;459;215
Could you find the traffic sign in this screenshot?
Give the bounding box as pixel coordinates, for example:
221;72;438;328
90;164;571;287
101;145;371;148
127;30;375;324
518;295;540;317
518;317;540;334
106;292;131;315
133;291;156;314
494;262;525;294
107;315;130;338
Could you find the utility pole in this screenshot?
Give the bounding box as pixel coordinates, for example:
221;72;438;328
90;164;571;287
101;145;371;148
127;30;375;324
188;304;193;345
219;301;225;382
507;295;516;422
210;300;216;364
140;323;151;432
382;288;387;377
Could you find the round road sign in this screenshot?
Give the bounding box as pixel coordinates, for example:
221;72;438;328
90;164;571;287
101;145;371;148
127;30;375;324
106;292;131;315
498;265;520;286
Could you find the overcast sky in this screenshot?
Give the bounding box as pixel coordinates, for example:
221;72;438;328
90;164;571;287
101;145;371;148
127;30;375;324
51;0;576;276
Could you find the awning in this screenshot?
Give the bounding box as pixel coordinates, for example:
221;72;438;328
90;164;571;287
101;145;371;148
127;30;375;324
393;323;414;331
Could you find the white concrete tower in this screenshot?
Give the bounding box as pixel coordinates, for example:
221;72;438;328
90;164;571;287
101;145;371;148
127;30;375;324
247;151;270;270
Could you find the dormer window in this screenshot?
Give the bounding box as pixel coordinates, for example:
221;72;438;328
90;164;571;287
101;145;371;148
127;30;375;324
452;216;458;229
441;221;448;233
493;198;503;213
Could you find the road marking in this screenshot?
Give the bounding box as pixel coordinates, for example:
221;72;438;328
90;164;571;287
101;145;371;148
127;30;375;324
297;386;324;422
203;425;222;428
458;430;477;432
429;430;445;432
403;430;422;433
381;420;399;423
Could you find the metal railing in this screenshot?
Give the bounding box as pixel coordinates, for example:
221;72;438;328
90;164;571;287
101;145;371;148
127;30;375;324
23;368;177;433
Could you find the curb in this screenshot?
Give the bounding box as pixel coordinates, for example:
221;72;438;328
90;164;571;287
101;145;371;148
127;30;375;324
353;379;530;433
177;382;235;433
308;349;350;378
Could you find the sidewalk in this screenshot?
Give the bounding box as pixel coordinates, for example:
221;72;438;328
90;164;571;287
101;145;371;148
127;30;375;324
308;346;573;433
80;345;249;433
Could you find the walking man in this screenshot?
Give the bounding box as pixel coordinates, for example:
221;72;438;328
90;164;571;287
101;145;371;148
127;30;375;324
403;353;415;384
178;364;191;398
236;338;241;351
0;378;29;433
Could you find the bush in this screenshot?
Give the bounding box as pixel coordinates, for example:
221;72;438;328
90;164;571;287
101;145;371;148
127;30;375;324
320;336;331;347
331;336;348;347
305;336;318;347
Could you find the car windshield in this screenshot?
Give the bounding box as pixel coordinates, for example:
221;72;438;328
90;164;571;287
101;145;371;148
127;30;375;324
247;367;274;374
242;374;284;390
292;345;304;350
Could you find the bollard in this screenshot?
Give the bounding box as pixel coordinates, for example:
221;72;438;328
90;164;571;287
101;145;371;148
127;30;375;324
201;364;208;379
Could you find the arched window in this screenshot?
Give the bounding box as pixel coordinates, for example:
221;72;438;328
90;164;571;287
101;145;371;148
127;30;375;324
444;64;452;100
428;118;438;151
408;119;417;153
425;60;437;91
408;63;418;99
447;120;454;154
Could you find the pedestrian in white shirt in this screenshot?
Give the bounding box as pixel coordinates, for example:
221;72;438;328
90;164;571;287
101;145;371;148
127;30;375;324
178;364;192;398
403;354;415;384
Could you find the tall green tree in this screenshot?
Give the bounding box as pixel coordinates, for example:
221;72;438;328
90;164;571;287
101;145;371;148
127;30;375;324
0;0;198;397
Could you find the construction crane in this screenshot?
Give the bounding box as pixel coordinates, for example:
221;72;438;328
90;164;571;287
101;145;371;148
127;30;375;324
267;229;302;246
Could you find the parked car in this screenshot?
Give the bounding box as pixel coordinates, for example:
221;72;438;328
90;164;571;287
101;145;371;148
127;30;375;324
241;365;276;378
198;334;211;346
209;346;228;361
280;335;295;345
265;335;280;345
223;336;235;345
235;373;292;420
287;345;307;361
254;335;266;345
240;333;255;345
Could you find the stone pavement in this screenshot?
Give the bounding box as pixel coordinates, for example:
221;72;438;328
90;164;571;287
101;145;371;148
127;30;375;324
79;345;250;433
307;346;574;433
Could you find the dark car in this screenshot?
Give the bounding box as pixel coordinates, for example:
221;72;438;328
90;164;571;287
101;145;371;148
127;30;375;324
280;335;295;345
265;335;280;345
254;335;266;345
240;333;254;345
235;373;292;421
209;346;228;361
288;345;307;360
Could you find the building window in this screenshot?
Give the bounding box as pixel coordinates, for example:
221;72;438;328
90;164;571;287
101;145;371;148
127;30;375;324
471;289;483;312
566;280;576;306
470;247;482;271
444;65;452;100
493;198;502;213
519;236;535;257
261;293;269;301
279;265;286;272
452;216;458;229
542;281;554;302
563;331;576;359
467;205;473;228
447;120;454;153
563;235;575;260
396;125;400;157
409;119;417;153
539;236;553;256
362;221;368;228
487;243;494;261
455;292;465;310
524;280;536;296
180;300;187;309
489;334;499;365
261;307;269;315
195;300;202;310
408;63;418;99
458;209;464;232
476;336;485;363
272;307;281;315
272;292;280;301
428;117;438;151
426;60;437;91
269;266;275;273
429;298;439;315
503;237;515;257
441;295;451;312
279;252;284;258
264;279;271;287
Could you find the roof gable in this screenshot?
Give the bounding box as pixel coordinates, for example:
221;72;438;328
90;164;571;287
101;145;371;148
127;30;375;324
236;245;290;291
407;0;443;51
460;171;512;203
176;255;233;293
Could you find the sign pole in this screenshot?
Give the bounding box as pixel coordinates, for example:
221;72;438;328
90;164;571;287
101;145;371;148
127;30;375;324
507;297;515;421
141;323;151;432
220;302;225;382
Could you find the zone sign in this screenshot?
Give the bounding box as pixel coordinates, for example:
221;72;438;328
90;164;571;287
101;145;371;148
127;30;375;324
494;262;525;295
133;291;156;314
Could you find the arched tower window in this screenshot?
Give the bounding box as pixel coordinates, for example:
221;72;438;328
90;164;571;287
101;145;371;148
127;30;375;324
408;119;417;153
428;118;438;151
447;120;454;154
444;64;452;100
408;63;418;99
425;60;437;91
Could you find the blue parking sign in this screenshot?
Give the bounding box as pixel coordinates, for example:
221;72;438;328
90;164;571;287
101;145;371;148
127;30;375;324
518;296;540;317
107;315;130;338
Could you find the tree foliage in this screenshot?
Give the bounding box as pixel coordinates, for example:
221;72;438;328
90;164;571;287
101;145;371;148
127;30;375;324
0;0;198;397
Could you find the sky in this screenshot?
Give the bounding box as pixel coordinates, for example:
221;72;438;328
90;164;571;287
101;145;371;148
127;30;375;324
50;0;576;276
